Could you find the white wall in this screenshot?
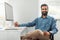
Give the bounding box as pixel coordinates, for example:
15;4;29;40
0;0;5;17
54;20;60;40
0;0;6;28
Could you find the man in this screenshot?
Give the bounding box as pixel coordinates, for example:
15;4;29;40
14;4;58;40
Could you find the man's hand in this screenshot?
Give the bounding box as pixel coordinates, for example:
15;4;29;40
43;31;50;36
14;22;19;27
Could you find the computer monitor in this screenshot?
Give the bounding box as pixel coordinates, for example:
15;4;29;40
5;2;13;21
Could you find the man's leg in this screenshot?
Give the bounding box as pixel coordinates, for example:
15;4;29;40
21;30;43;40
21;30;50;40
26;29;44;37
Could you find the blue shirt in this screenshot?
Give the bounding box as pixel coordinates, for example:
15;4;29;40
19;16;58;35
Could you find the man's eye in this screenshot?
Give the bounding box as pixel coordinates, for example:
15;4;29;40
45;9;47;10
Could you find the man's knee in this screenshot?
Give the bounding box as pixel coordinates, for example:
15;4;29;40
35;30;44;35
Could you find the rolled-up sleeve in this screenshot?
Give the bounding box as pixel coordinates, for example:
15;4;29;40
49;18;58;35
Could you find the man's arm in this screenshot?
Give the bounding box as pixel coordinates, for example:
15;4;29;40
14;18;37;27
49;18;58;35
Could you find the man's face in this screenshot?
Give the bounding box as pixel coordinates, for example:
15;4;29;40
41;6;48;16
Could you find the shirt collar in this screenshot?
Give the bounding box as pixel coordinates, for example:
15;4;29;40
41;15;49;19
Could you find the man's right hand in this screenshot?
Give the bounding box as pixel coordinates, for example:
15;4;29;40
43;31;50;36
14;22;19;27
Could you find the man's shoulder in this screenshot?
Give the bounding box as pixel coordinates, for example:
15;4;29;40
47;16;54;19
47;16;56;21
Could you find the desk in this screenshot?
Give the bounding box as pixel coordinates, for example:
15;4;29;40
0;27;27;40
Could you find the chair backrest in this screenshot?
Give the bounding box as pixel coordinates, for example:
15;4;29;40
50;34;54;40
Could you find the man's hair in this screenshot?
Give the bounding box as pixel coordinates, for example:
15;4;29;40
41;4;48;8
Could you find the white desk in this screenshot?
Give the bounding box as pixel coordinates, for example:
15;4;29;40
0;27;27;40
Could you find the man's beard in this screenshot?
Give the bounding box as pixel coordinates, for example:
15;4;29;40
42;12;48;16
